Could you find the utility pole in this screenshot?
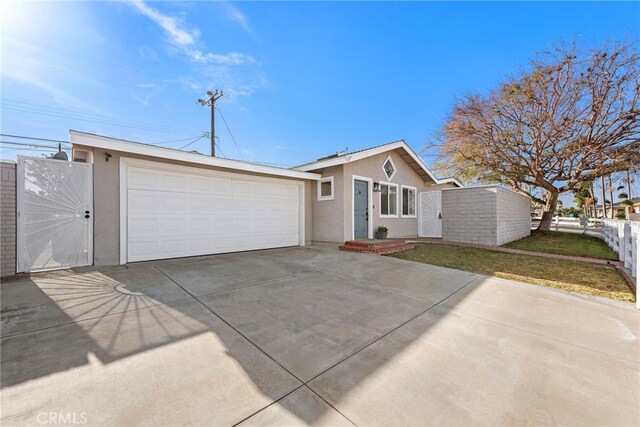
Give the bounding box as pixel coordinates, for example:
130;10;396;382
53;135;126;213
198;90;224;157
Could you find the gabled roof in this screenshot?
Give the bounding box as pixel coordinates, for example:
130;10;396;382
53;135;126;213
70;130;321;181
293;140;463;187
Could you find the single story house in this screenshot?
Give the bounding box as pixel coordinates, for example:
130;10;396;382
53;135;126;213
293;141;462;242
4;130;529;276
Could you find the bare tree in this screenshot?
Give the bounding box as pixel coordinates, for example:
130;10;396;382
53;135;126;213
432;41;640;230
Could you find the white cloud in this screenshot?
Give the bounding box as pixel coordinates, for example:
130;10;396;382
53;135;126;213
222;2;252;34
130;0;254;65
188;50;255;65
130;0;197;47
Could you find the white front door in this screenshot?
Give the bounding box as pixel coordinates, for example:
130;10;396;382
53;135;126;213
418;191;442;238
17;157;93;272
122;160;302;263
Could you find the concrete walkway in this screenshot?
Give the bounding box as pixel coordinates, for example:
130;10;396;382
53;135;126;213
393;237;622;266
1;245;638;426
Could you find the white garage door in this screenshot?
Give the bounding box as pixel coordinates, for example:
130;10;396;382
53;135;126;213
124;161;301;262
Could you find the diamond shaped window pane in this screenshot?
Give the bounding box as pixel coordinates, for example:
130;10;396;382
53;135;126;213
383;159;395;180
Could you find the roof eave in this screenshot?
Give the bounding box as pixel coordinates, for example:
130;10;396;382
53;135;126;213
70;130;322;181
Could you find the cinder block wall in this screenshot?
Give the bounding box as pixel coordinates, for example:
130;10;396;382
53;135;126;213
442;187;498;245
1;161;17;277
495;187;531;246
442;186;530;246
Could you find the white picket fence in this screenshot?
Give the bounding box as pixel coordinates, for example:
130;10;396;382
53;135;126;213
602;219;639;308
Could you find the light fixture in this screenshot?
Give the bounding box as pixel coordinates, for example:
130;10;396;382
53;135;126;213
373;182;381;192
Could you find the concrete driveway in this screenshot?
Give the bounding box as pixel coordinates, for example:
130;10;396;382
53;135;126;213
1;244;638;426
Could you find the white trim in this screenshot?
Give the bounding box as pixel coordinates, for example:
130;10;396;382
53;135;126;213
294;139;462;187
382;155;397;181
71;130;321;181
299;181;306;246
317;176;334;201
119;157;306;264
379;181;399;218
16;159;24;273
119;157;128;265
438;177;464;187
401;185;417;218
351;175;373;240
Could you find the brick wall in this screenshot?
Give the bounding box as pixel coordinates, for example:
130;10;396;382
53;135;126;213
1;161;16;277
442;186;530;246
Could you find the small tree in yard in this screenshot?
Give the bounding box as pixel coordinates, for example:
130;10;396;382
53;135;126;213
432;41;640;230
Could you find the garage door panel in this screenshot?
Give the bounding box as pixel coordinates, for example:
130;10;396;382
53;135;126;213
125;165;300;262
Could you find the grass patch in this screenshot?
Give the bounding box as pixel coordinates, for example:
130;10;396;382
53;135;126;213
503;230;618;260
391;243;634;302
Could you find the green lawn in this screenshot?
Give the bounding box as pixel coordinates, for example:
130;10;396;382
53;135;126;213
503;230;619;260
391;243;634;302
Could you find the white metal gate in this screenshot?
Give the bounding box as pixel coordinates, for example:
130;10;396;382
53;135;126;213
17;156;93;272
418;191;442;238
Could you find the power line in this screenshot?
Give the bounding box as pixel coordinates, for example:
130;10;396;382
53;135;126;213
3;58;195;104
0;141;63;149
179;135;206;150
217;105;243;159
5;35;169;83
2;105;205;136
1;99;206;136
3;99;204;133
0;134;71;144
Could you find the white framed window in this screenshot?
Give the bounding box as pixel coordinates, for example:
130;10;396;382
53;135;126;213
382;156;397;181
380;182;398;217
317;176;334;201
401;185;417;217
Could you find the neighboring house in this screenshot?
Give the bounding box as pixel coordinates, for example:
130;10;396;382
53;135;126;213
293;140;461;242
595;198;640;219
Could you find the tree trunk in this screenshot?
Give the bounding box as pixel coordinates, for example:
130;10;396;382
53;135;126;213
608;174;614;218
537;191;559;231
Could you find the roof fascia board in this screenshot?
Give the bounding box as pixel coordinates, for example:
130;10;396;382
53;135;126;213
70;131;321;181
295;140;459;186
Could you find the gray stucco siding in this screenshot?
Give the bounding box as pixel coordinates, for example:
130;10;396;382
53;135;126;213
310;165;344;243
341;150;441;241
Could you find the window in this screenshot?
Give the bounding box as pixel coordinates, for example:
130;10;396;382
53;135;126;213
382;156;396;180
317;176;334;201
402;186;416;217
380;182;398;217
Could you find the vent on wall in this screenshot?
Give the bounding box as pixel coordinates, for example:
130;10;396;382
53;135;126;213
73;149;93;164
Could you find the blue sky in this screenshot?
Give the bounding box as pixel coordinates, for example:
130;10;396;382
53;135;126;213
1;1;639;202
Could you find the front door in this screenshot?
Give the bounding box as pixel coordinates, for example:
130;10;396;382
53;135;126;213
354;180;369;239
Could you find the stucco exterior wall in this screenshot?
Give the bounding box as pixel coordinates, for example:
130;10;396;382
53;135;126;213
441;186;530;246
310;165;344;242
1;161;16;278
309;149;452;243
74;145;315;266
341;149;442;241
495;187;531;245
